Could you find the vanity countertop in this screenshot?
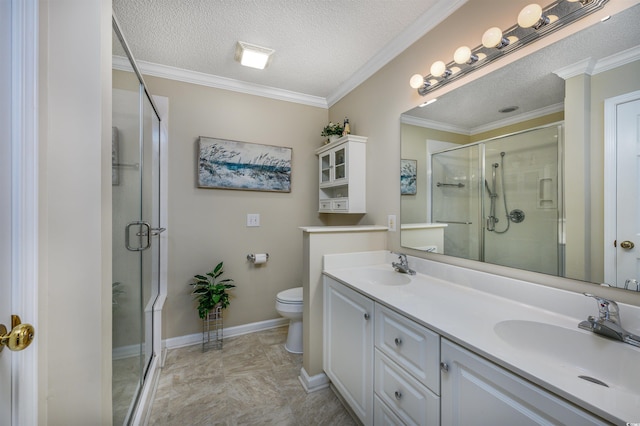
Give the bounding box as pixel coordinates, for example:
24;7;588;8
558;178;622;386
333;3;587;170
322;250;640;425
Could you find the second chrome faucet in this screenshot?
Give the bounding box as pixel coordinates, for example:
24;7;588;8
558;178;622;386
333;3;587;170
578;293;640;347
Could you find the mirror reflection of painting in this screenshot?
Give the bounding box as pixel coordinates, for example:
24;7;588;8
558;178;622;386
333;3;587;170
400;159;417;195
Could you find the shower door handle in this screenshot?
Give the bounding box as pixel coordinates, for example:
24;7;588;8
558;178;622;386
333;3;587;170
125;221;151;251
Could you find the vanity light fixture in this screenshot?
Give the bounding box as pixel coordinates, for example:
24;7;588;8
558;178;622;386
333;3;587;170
235;41;275;70
410;0;608;96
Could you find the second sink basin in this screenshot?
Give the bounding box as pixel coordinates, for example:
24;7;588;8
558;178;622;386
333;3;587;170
494;319;640;395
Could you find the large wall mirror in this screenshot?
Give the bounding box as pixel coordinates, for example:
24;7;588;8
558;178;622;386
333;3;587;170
400;4;640;291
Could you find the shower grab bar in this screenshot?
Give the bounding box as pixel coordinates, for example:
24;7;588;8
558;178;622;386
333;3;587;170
436;182;465;188
436;220;472;225
113;162;140;169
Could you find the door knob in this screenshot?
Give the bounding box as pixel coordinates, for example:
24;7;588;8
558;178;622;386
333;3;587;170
620;240;635;249
0;315;35;352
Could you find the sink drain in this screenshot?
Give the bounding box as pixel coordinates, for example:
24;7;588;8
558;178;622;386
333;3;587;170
578;375;609;387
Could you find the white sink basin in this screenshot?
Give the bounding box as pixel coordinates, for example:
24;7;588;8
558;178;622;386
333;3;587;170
494;320;640;394
336;266;412;286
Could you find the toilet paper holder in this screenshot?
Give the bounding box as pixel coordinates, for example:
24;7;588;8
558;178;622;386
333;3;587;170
247;253;269;262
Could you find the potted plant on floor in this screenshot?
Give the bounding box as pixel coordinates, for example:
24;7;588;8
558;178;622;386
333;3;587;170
191;261;235;350
190;261;236;319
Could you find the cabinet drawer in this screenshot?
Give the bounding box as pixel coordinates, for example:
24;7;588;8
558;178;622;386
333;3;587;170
319;200;332;211
332;199;348;211
375;349;440;426
374;395;405;426
375;304;440;394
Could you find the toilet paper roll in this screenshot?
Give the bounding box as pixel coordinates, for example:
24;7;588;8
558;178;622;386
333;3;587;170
253;253;268;264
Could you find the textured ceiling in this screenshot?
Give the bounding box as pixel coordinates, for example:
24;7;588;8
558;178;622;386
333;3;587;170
403;4;640;132
112;0;460;103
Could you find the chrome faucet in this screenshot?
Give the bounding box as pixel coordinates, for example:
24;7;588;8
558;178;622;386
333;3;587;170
392;253;415;275
578;293;640;347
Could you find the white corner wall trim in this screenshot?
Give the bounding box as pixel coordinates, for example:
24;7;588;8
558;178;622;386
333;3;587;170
163;317;289;350
298;367;329;393
113;56;328;109
326;0;468;107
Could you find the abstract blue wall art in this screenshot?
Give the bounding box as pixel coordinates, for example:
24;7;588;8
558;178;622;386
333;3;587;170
198;137;292;192
400;159;417;195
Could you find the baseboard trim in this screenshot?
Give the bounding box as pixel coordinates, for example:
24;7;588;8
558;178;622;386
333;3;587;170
163;317;289;350
298;366;329;393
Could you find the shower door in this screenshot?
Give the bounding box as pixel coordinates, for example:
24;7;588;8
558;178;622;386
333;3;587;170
112;25;162;425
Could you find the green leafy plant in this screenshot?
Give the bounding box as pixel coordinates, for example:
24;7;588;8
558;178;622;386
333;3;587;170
190;261;235;319
321;122;344;137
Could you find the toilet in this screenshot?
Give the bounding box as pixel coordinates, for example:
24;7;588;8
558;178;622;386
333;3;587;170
275;287;303;354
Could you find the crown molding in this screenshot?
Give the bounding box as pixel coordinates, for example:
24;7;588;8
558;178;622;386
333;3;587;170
593;44;640;75
553;44;640;80
400;114;471;135
113;55;328;109
326;0;468;107
470;102;565;135
402;102;565;136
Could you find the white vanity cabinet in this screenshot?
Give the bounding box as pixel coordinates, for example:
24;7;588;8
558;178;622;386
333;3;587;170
323;276;374;424
440;339;608;426
316;135;366;213
374;304;440;425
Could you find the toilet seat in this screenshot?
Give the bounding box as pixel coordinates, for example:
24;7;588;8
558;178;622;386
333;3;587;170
276;287;302;304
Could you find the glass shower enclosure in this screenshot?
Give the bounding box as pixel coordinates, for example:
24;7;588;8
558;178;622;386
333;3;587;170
112;16;163;425
431;124;564;276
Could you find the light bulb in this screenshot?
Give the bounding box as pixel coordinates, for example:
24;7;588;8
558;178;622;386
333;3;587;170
482;27;507;48
518;4;548;29
430;61;447;77
453;46;470;64
409;74;425;89
453;46;477;65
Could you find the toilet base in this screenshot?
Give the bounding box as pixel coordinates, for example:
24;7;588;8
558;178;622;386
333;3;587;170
284;319;303;354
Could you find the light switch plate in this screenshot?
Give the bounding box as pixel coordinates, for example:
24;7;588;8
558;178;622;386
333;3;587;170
247;213;260;227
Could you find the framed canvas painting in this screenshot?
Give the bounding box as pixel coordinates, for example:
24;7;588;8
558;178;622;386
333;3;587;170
400;159;417;195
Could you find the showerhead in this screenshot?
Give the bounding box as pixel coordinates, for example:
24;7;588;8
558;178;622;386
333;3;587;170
484;179;494;197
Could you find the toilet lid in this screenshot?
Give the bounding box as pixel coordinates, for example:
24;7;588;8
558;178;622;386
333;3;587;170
276;287;303;303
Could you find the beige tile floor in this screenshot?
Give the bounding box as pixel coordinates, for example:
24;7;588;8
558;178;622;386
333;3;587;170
148;326;357;425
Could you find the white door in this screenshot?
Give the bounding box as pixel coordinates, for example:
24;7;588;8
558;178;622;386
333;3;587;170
1;1;38;424
1;2;13;423
604;92;640;289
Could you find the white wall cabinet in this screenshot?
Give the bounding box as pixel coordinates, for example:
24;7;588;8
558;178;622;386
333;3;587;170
316;135;366;213
323;276;374;424
440;339;608;426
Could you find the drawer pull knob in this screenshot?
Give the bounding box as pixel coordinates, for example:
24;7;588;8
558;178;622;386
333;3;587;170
364;313;370;320
394;337;402;346
440;362;449;372
394;390;402;400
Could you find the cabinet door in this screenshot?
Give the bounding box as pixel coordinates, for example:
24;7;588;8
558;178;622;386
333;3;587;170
333;146;347;181
440;339;609;426
324;277;374;424
320;151;332;184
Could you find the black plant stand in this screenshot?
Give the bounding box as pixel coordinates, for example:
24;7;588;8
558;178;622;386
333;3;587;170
202;305;223;352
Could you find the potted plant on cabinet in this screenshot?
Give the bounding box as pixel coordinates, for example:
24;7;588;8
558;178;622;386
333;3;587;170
321;122;344;143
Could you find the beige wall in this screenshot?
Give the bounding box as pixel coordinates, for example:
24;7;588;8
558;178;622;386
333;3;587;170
130;73;329;338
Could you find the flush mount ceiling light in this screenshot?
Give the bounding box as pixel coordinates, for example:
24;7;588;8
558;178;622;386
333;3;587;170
235;41;275;70
410;0;608;97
